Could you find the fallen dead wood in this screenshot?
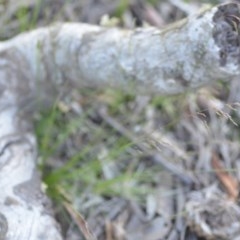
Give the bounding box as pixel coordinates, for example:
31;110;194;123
0;2;240;239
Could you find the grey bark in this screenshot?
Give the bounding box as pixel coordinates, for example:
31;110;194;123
0;2;240;239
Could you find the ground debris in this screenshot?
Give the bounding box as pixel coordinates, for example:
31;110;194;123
185;184;240;240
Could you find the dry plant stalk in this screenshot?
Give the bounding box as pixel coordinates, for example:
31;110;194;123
211;152;239;201
0;2;240;239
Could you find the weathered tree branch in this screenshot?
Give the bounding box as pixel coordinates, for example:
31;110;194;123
0;2;240;239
